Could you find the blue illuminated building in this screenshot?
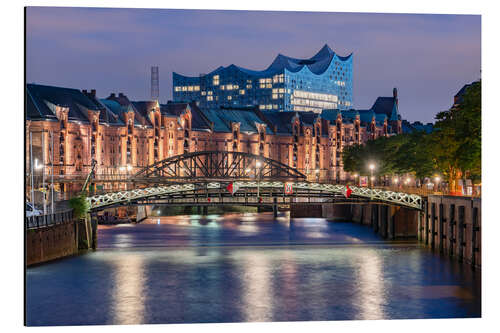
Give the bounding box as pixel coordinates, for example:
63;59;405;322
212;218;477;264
173;44;353;113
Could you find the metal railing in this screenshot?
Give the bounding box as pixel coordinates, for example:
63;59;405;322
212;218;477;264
25;209;74;229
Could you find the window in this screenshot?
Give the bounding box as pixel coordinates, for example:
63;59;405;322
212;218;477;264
239;89;245;95
213;75;219;86
174;86;181;92
227;96;232;100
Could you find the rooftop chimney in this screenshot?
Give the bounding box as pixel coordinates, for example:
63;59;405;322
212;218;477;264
119;92;124;98
91;89;96;97
110;93;116;98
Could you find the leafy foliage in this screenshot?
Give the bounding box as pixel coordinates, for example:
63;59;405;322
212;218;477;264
342;80;480;191
69;194;89;219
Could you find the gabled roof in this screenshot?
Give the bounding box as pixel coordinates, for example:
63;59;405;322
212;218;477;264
320;109;341;123
203;108;273;134
99;99;128;126
261;111;297;134
371;96;398;120
26;83;104;122
174;44;352;80
160;102;212;131
358;110;375;124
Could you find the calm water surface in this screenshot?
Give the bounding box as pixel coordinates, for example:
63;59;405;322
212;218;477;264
26;213;481;326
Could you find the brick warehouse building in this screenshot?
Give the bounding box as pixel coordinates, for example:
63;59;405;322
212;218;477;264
26;83;401;198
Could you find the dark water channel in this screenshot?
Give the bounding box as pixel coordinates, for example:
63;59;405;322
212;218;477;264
26;212;481;325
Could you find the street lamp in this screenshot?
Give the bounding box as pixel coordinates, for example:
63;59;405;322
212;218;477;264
434;176;441;192
369;163;375;187
256;160;262;198
34;158;43;170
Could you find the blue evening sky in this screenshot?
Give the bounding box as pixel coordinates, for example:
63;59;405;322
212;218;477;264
26;7;481;123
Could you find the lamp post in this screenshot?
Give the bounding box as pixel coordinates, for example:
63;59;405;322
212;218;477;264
369;163;375;187
434;176;441;192
256;160;262;198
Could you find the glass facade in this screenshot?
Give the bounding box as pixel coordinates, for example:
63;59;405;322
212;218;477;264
173;45;353;113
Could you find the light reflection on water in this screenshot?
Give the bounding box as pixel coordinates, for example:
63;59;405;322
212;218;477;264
26;213;481;326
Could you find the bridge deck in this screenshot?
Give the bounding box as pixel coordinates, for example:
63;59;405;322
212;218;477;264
87;181;422;211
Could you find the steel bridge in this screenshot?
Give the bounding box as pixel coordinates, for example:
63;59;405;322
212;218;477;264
85;151;422;211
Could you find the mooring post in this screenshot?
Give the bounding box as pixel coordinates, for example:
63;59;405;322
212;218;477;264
458;205;465;263
471;206;479;269
449;204;456;258
430;202;436;249
439;203;444;253
273;197;278;218
90;214;98;250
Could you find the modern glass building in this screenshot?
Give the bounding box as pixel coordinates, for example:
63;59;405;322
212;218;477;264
173;44;353;113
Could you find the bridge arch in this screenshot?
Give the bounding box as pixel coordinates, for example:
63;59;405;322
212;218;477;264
132;150;306;183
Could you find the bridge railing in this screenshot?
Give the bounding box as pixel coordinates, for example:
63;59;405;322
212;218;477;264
25;209;74;230
86;181;423;210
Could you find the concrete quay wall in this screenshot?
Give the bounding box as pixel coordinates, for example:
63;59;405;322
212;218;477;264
421;195;481;268
26;221;78;266
26;217;96;267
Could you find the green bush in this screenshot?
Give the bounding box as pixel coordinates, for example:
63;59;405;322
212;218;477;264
69;194;89;219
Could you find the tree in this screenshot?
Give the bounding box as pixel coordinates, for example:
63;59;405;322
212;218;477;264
431;80;481;191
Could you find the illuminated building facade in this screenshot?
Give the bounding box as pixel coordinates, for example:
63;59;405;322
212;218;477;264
173;44;353;113
26;83;400;198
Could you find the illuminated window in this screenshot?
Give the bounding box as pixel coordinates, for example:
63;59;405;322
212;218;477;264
208;91;212;95
207;96;213;101
194;86;200;91
174;86;181;92
188;86;193;91
201;91;206;96
227;95;232;100
213;75;219;86
181;86;187;91
272;94;278;99
246;84;252;89
239;89;245;95
226;84;233;90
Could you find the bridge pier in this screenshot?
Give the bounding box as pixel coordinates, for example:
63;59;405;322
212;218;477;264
273;198;278;218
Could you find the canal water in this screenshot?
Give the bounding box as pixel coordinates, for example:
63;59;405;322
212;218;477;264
26;213;481;326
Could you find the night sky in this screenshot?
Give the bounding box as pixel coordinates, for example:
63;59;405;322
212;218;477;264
26;7;481;123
